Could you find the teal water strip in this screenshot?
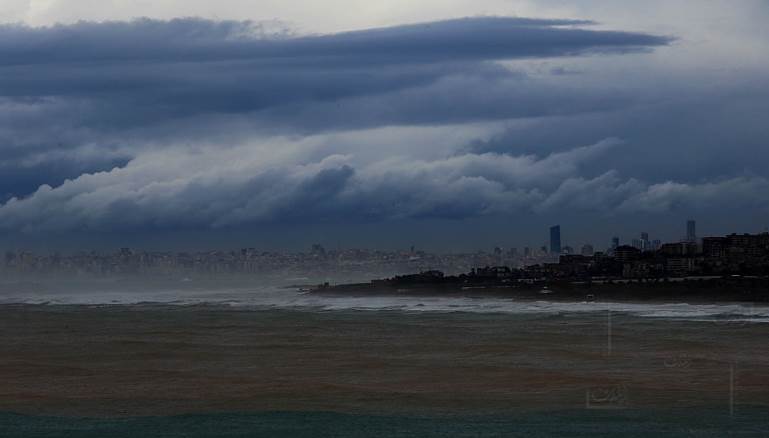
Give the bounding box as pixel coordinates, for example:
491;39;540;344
2;408;768;437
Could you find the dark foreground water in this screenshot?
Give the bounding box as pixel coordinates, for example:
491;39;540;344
3;408;769;438
1;301;768;436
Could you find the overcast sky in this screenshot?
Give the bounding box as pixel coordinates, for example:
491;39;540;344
1;0;768;252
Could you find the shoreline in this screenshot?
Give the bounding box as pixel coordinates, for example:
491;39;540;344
312;276;769;304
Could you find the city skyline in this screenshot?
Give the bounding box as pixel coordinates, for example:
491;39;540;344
4;226;767;282
2;219;761;257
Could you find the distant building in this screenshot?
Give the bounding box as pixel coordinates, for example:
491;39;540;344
581;244;594;256
725;233;769;257
524;247;531;257
702;236;728;258
473;266;512;278
615;245;641;262
640;232;650;251
310;244;326;257
660;242;697;257
667;257;695;275
687;220;697;243
550;225;562;255
562;246;574;255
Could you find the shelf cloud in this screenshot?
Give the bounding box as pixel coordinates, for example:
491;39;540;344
2;137;767;233
1;10;767;244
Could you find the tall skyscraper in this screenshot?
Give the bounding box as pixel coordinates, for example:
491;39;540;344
640;232;650;251
611;237;620;251
687;220;697;243
550;225;562;255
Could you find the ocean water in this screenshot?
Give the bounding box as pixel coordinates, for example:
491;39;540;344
3;408;769;438
2;277;769;436
1;277;768;323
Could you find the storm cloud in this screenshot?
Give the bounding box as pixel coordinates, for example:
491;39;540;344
3;136;768;234
0;10;766;247
0;17;668;128
0;17;669;200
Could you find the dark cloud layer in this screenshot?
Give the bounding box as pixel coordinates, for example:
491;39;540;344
2;138;768;235
3;15;765;244
468;92;769;184
0;16;670;202
0;17;668;119
0;17;667;66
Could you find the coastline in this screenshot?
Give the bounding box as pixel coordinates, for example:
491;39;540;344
312;276;769;304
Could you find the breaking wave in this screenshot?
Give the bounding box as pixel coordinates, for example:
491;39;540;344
1;279;768;322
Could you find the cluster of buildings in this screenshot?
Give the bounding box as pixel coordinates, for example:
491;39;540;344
0;245;554;281
449;221;768;282
549;222;689;260
363;226;769;289
547;231;769;280
3;220;767;281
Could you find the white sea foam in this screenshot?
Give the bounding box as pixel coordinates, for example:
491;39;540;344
1;280;768;322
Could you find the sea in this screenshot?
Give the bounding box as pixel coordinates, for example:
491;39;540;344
1;276;768;437
1;276;768;323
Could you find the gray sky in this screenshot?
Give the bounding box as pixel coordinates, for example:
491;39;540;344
1;1;768;252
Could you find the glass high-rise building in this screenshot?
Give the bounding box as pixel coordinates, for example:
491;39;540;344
549;225;562;255
687;220;697;243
